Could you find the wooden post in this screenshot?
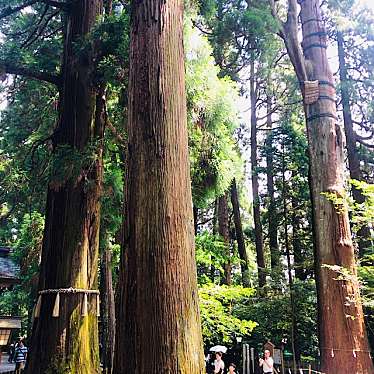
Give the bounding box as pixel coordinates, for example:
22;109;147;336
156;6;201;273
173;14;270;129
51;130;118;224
308;364;311;374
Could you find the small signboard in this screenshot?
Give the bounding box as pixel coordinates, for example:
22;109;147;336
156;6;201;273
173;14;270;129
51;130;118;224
264;341;275;356
273;348;282;365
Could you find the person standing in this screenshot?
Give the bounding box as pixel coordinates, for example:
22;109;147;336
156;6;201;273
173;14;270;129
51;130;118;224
214;352;225;374
259;349;274;374
228;363;238;373
14;339;27;373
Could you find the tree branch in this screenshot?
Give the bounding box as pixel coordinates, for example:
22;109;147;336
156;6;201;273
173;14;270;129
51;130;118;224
0;1;38;19
356;137;374;149
38;0;68;11
0;61;61;87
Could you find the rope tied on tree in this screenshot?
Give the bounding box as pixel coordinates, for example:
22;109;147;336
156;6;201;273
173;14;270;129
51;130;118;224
302;80;336;105
303;43;328;53
303;31;328;40
34;288;100;318
301;18;323;26
307;113;338;122
320;347;372;360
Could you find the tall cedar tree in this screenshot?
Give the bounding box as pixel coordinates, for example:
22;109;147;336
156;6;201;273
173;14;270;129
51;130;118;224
337;31;372;257
269;0;374;372
113;1;204;373
265;93;280;272
250;58;266;288
27;1;104;373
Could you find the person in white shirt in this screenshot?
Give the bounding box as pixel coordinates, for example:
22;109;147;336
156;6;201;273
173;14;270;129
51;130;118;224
259;349;274;374
214;352;225;374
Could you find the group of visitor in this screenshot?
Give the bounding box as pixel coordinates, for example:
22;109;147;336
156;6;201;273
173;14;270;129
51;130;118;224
206;349;274;374
206;351;238;373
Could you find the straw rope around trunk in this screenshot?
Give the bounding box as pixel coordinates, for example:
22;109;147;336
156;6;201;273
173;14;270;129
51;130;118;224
34;288;100;318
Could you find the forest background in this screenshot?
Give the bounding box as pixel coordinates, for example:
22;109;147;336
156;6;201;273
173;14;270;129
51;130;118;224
0;0;373;373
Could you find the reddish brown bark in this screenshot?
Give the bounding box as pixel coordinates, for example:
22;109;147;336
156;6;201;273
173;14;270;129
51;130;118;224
271;0;374;372
113;1;204;373
27;1;104;373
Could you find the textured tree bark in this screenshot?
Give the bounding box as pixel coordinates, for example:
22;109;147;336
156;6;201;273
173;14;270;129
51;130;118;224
27;1;103;373
230;179;250;287
275;1;374;372
100;249;115;374
337;31;372;257
265;94;280;272
250;58;266;288
113;1;204;373
300;3;373;372
218;193;232;286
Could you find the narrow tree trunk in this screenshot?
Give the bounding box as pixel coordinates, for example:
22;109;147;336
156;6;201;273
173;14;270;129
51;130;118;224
265;94;280;272
282;149;298;371
27;2;103;373
113;1;204;373
281;1;374;372
211;200;218;283
230;179;250;287
100;249;115;374
218;193;232;285
337;31;372;257
193;206;199;235
250;58;266;288
291;193;306;281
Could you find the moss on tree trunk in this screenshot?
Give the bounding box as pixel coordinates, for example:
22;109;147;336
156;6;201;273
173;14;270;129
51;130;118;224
27;1;103;373
113;1;204;373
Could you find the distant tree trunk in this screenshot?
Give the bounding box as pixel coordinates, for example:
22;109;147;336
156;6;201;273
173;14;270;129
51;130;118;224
265;94;280;272
100;249;115;374
291;193;306;281
193;206;199;235
250;57;266;288
275;0;374;372
211;199;218;282
113;1;204;373
218;193;232;285
27;1;103;373
282;149;298;371
337;31;372;257
230;179;250;287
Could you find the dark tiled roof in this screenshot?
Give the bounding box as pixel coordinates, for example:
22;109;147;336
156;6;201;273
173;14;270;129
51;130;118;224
0;247;19;280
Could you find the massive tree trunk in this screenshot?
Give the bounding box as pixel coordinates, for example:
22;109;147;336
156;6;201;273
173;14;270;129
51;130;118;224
273;0;374;372
250;58;266;288
218;193;232;285
265;94;280;272
27;1;104;373
100;249;115;374
230;179;250;287
113;1;204;373
337;31;372;257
